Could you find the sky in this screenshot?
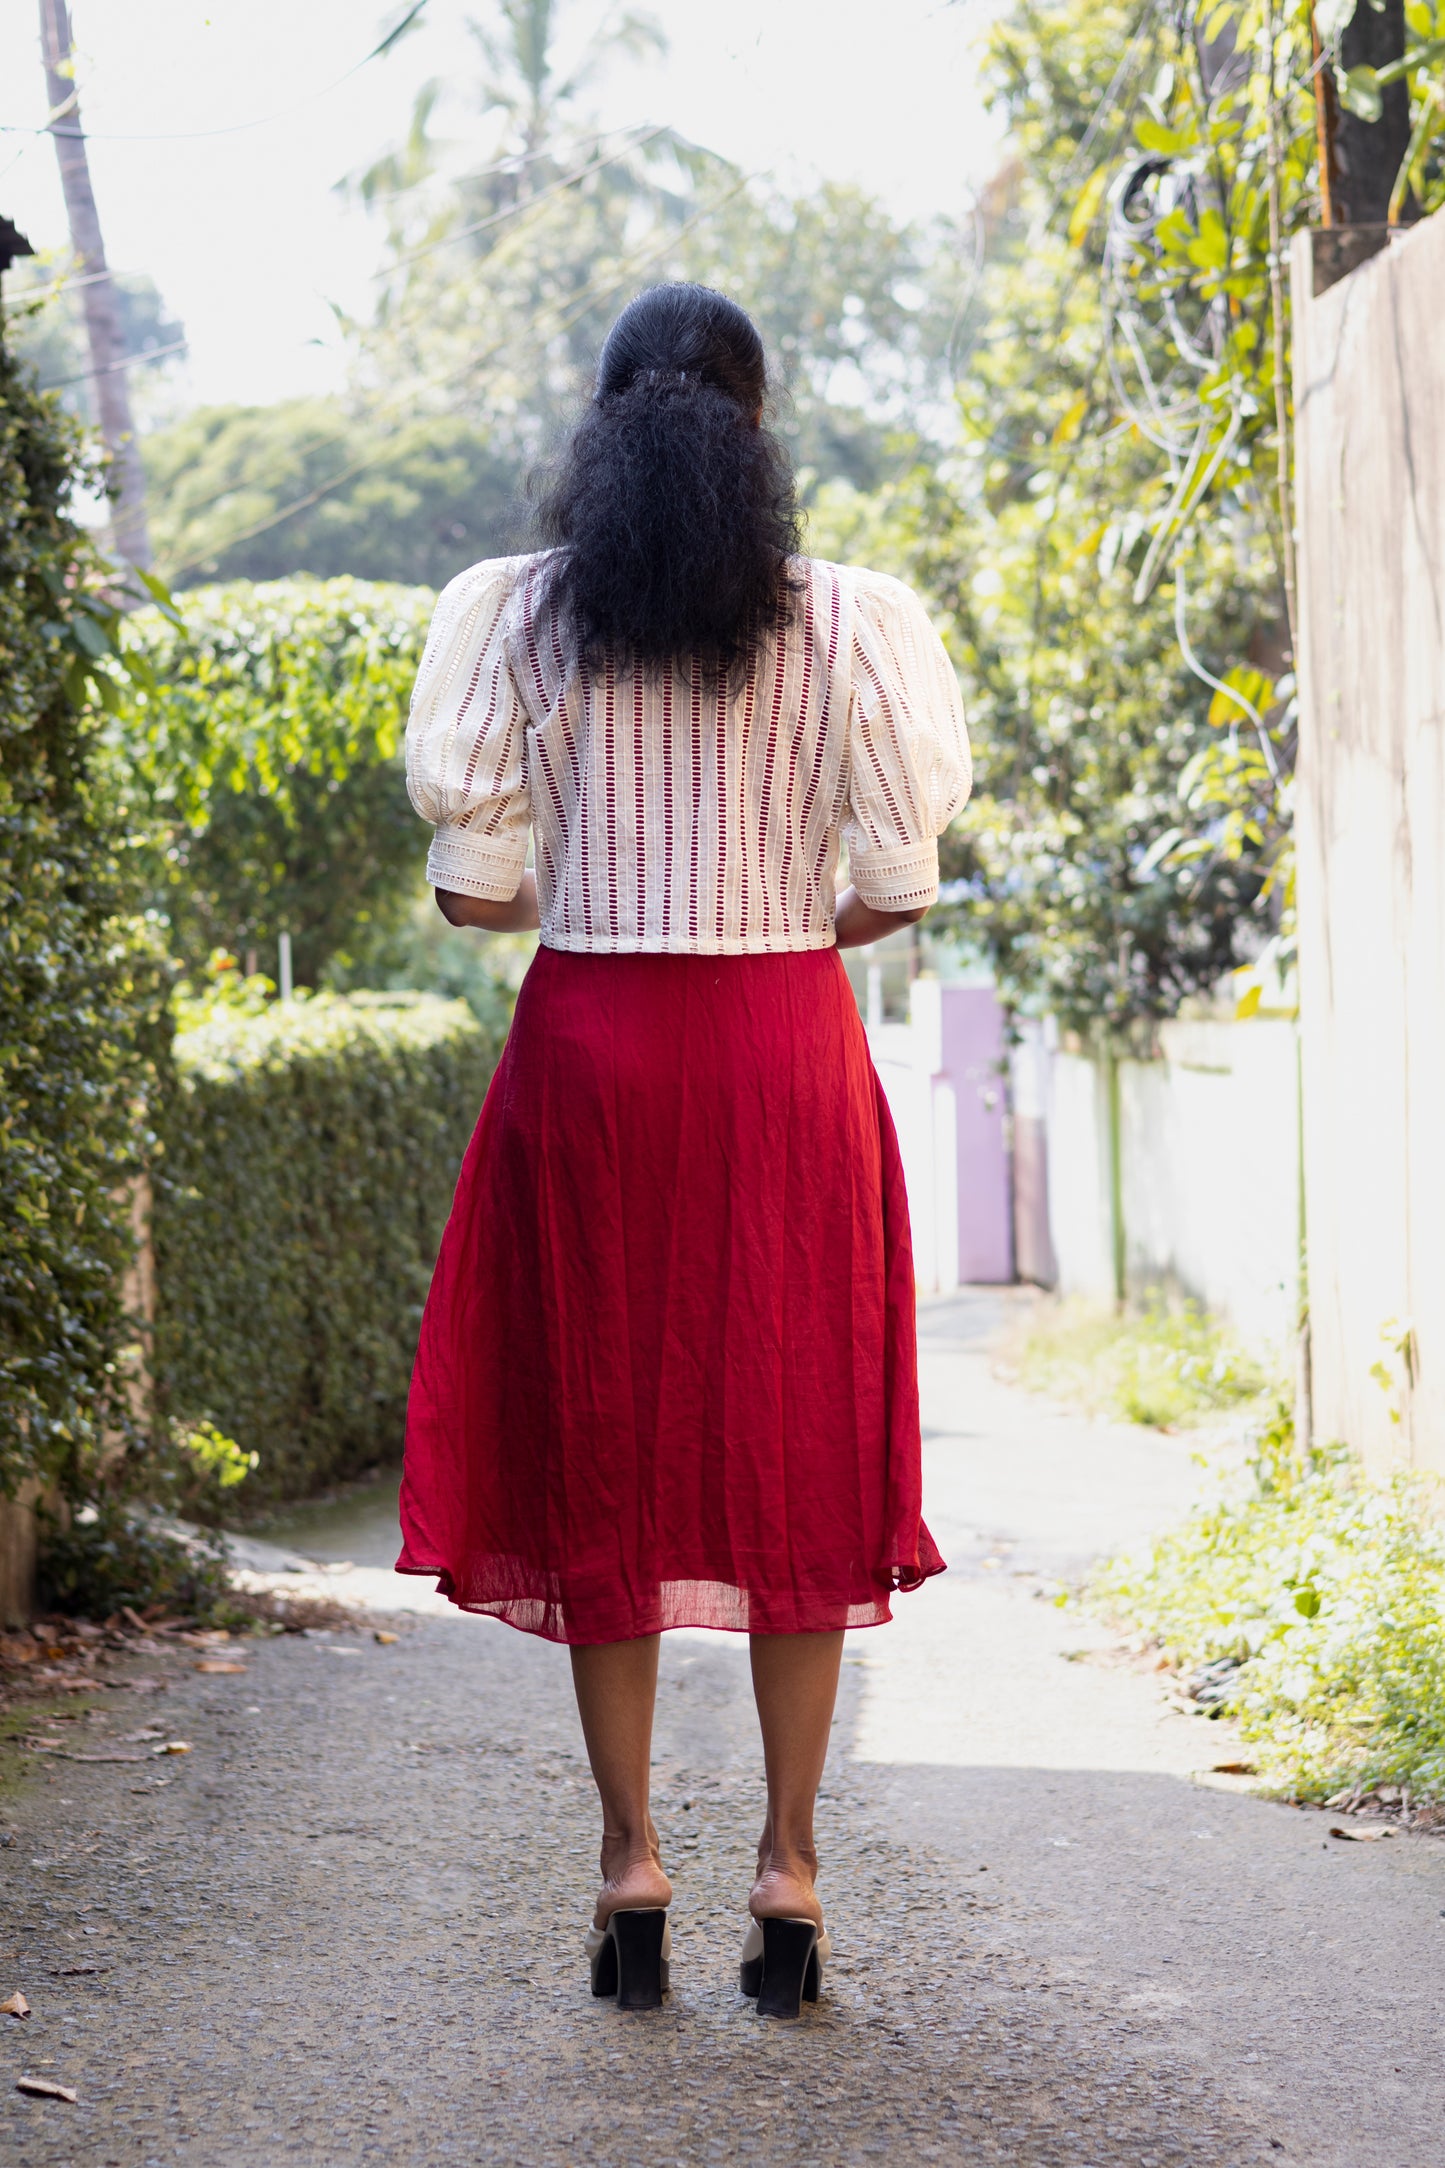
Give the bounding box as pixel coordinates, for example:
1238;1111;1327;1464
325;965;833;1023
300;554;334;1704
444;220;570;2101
0;0;1003;412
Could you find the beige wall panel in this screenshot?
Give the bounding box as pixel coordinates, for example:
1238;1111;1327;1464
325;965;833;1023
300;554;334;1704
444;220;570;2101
1292;214;1445;1475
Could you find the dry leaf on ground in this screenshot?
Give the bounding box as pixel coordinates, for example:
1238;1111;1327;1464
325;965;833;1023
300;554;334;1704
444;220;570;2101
374;1631;400;1644
2;1991;30;2017
1212;1761;1257;1776
1328;1824;1394;1842
195;1661;247;1674
153;1741;192;1756
16;2075;76;2102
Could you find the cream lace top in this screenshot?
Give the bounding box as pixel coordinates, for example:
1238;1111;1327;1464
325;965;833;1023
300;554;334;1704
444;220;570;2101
405;552;971;955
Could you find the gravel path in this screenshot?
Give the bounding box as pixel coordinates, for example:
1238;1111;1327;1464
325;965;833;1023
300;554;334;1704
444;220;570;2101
3;1292;1442;2167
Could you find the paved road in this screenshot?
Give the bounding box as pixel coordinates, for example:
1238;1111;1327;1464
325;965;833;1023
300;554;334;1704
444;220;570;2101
3;1292;1442;2166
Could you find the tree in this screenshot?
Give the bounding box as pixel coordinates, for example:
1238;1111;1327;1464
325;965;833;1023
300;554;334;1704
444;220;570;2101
117;578;435;986
838;0;1294;1034
143;403;522;590
6;263;186;433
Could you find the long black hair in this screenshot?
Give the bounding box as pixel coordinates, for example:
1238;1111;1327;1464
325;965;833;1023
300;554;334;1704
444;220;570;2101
534;283;801;677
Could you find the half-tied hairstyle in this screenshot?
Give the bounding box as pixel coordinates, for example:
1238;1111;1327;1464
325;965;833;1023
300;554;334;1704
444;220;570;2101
534;282;801;679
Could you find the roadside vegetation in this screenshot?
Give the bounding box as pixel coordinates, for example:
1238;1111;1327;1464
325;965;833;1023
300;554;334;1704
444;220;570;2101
1093;1400;1445;1812
1009;1295;1273;1428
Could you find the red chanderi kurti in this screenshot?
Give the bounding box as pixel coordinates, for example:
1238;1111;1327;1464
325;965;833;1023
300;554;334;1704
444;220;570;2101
397;553;970;1644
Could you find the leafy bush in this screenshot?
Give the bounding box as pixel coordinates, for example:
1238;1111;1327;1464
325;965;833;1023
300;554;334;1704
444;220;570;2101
116;576;434;985
38;1499;233;1624
1093;1401;1445;1802
1014;1296;1270;1428
0;305;170;1501
154;986;497;1502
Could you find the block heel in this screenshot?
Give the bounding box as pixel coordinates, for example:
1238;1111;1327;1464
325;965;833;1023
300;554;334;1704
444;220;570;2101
586;1907;670;2009
739;1916;829;2019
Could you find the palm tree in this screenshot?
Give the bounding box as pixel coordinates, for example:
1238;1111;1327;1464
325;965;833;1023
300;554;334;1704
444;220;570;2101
355;0;670;216
469;1;666;177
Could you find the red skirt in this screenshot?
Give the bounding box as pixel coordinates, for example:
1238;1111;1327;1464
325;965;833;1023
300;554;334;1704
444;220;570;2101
396;945;944;1644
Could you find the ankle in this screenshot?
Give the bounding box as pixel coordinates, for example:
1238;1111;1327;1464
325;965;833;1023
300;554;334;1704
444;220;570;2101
756;1838;817;1885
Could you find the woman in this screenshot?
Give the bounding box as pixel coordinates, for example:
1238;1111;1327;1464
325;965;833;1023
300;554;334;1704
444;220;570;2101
398;282;970;2019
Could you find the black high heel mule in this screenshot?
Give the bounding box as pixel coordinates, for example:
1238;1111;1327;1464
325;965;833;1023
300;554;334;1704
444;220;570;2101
586;1909;671;2010
738;1917;830;2019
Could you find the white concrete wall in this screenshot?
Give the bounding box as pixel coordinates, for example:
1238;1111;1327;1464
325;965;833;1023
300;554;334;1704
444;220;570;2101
1293;215;1445;1477
870;1013;959;1297
1042;1019;1301;1358
1126;1019;1300;1355
1042;1047;1115;1304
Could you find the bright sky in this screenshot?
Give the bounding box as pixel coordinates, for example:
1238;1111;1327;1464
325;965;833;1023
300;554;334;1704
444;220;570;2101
0;0;1002;412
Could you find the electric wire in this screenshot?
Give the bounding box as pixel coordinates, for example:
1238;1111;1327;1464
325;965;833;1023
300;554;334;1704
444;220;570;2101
45;336;189;390
2;0;432;144
376;124;670;276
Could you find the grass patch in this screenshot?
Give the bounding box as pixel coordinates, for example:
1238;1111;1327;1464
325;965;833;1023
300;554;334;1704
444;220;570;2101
1011;1294;1273;1428
0;1698;100;1805
1092;1398;1445;1804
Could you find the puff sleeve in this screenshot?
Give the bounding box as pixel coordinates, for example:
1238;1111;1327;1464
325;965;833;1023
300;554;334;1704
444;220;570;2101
405;557;531;901
843;571;972;911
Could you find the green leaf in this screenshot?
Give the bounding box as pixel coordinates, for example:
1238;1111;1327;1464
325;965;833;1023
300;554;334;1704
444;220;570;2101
1135;118;1196;155
1052;391;1090;445
1314;0;1357;41
1135;826;1183;880
1293;1586;1322;1620
1337;63;1384;121
1186;208;1229;272
1068;165;1110;248
68;613;114;661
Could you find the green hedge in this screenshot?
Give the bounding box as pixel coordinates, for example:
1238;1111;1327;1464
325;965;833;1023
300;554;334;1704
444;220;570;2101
1;303;168;1501
154;990;500;1502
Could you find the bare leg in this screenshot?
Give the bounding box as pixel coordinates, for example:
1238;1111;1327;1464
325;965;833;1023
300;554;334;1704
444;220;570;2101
749;1631;844;1927
570;1636;673;1928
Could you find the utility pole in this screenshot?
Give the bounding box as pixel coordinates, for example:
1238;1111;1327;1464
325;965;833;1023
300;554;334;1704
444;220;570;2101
37;0;151;568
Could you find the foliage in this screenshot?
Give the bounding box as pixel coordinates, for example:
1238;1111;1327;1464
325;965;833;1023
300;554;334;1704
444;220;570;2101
154;989;498;1503
1014;1294;1271;1426
1063;0;1323;931
326;881;526;1039
141;1418;260;1531
146;404;523;591
975;0;1445;1017
116;577;434;985
0;321;171;1502
38;1498;233;1624
1093;1399;1445;1801
850;0;1284;1028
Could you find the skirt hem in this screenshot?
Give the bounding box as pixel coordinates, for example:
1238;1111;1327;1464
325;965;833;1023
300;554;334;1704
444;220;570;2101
392;1551;946;1647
